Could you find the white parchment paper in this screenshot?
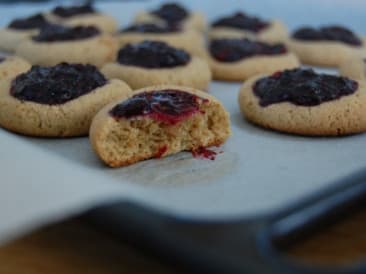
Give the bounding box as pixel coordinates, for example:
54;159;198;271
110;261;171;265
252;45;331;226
1;0;366;243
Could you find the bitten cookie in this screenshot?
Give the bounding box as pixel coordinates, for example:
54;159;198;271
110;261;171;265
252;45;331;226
0;56;31;81
209;12;288;43
102;41;211;90
133;2;206;32
90;85;231;167
47;3;117;33
207;38;299;81
15;25;117;67
287;25;366;67
238;68;366;136
116;23;205;57
0;13;50;52
339;56;366;80
0;63;132;137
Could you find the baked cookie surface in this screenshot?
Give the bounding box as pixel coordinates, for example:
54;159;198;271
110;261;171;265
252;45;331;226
0;63;131;137
90;85;231;167
47;3;117;33
339;56;366;80
207;38;299;81
117;23;205;57
238;68;366;136
0;56;31;81
0;13;50;52
15;25;117;67
133;2;206;32
209;12;288;43
101;41;211;90
287;26;366;67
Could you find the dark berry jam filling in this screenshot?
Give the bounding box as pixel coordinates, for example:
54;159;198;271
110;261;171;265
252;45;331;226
0;57;5;63
32;25;100;42
151;3;188;24
8;13;50;30
292;26;362;46
117;41;190;68
210;38;287;62
253;68;358;107
52;4;95;18
11;63;107;105
121;23;180;33
110;90;208;125
212;12;269;33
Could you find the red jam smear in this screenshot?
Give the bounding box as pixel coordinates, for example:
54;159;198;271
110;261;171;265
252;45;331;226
192;147;218;161
110;90;208;125
155;145;168;158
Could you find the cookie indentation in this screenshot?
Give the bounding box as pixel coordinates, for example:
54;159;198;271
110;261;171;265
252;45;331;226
151;3;188;24
253;68;358;106
32;25;100;42
212;12;269;33
210;38;287;62
110;90;208;124
121;23;180;33
52;4;95;18
11;63;107;105
8;14;50;30
117;41;190;68
292;26;362;46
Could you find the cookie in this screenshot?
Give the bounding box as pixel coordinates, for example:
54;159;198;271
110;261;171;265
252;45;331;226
116;23;206;57
287;26;366;67
0;63;132;137
339;56;366;80
209;12;288;43
101;41;211;90
46;3;117;33
15;25;117;67
238;68;366;136
0;56;31;82
207;38;299;81
90;85;231;167
133;2;206;32
0;13;50;52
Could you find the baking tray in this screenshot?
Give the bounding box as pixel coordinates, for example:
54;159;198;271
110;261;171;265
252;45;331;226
1;0;366;273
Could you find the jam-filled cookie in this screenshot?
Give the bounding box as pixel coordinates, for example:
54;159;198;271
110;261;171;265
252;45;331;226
133;2;206;32
116;23;205;57
0;13;50;52
0;63;131;137
208;38;299;81
287;25;366;67
15;24;117;67
90;85;231;167
238;68;366;136
101;41;211;90
0;56;31;81
339;56;366;80
209;12;288;43
47;3;117;33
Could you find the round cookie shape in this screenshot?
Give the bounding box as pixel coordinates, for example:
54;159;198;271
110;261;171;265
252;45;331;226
15;25;117;67
287;25;366;67
117;40;190;68
0;56;31;81
47;3;117;33
117;23;206;57
339;56;366;80
0;63;132;137
11;63;107;104
209;12;288;43
90;85;231;167
0;13;51;52
238;68;366;136
102;41;211;90
133;2;206;32
207;38;299;81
